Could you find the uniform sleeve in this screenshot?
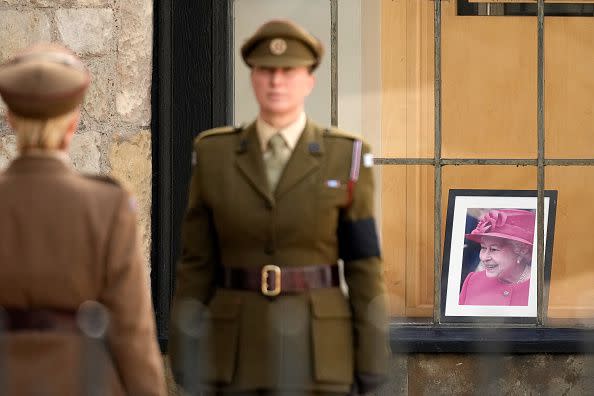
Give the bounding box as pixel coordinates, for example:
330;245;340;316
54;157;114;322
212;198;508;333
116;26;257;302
100;190;167;396
339;142;390;391
168;141;218;386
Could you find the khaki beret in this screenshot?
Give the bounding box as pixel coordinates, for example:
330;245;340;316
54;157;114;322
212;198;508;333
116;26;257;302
0;43;90;119
241;19;324;70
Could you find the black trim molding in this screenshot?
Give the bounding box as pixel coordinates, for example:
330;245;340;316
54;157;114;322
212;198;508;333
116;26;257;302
152;0;234;349
391;326;594;354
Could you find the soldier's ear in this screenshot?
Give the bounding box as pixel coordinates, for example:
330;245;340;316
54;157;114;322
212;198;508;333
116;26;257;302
66;109;81;134
5;110;15;129
60;109;80;150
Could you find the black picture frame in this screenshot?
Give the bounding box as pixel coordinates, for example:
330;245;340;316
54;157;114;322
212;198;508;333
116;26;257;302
440;189;558;324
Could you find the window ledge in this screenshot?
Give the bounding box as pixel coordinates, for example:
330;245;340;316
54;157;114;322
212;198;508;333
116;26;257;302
390;325;594;353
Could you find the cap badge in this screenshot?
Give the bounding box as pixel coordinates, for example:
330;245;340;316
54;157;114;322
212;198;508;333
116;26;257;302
269;38;287;55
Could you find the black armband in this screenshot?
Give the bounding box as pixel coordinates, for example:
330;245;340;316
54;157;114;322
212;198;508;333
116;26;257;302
338;217;381;261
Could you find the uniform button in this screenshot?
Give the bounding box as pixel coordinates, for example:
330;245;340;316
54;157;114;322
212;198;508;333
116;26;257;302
503;290;510;296
265;201;274;210
265;243;275;255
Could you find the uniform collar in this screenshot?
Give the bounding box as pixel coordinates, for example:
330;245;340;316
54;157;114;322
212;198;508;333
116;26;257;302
256;112;306;152
5;149;73;175
20;148;71;165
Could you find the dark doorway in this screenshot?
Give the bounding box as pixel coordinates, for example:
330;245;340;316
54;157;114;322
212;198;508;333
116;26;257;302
151;0;233;350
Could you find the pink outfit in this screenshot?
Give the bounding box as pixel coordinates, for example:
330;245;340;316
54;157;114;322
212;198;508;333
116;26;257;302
466;209;535;245
459;270;530;306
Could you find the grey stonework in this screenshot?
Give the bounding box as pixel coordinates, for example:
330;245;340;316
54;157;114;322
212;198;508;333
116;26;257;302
83;56;116;122
401;354;594;396
0;10;51;62
0;1;112;7
70;131;101;174
109;130;152;267
116;0;152;125
56;8;114;55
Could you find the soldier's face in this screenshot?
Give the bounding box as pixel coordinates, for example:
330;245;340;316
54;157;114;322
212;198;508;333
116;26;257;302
251;66;315;119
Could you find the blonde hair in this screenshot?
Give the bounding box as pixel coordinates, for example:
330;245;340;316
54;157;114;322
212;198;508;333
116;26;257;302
10;110;78;153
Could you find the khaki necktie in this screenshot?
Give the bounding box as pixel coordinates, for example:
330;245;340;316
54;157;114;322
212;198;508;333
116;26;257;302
264;133;291;191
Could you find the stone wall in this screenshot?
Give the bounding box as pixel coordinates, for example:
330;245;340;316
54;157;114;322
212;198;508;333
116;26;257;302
0;0;153;265
376;354;594;395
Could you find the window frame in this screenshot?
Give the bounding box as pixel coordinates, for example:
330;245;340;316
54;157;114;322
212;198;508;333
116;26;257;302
152;0;594;353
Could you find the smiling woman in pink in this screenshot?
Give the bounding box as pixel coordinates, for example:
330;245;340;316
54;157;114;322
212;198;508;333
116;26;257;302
459;209;535;306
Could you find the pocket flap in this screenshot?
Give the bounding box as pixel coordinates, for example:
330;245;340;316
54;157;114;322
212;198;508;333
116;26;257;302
208;291;242;319
311;289;352;318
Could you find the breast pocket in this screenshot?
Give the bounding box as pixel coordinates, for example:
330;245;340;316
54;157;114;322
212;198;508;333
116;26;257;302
310;288;354;384
319;179;348;207
199;291;242;384
315;180;348;236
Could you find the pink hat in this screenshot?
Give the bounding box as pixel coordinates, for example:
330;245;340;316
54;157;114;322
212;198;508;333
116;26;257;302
465;209;535;246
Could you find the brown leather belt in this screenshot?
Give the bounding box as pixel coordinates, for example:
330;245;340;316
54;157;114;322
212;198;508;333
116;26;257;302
221;264;340;297
2;308;79;332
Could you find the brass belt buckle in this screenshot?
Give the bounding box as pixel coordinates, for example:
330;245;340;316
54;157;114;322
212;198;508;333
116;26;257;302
261;265;281;297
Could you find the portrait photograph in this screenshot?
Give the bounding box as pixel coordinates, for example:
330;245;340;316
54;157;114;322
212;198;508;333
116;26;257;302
441;190;558;324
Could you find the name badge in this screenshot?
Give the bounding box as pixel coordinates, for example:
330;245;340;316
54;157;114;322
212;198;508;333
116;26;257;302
326;180;342;188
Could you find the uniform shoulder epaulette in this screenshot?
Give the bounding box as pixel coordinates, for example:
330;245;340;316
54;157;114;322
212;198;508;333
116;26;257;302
82;174;122;188
324;127;363;141
194;125;241;145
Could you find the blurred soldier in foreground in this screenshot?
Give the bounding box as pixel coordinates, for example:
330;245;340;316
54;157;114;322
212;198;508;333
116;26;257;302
169;20;389;396
0;44;166;395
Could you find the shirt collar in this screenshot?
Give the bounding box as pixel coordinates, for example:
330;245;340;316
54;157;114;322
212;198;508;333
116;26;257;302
256;112;307;152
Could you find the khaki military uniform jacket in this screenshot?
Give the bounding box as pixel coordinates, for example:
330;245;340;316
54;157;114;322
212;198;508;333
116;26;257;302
170;120;390;393
0;155;166;396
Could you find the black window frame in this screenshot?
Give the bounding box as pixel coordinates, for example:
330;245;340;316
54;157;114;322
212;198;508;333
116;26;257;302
152;0;594;354
458;0;594;16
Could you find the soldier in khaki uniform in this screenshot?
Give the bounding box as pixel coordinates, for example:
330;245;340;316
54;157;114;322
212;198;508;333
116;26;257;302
169;20;389;396
0;44;167;395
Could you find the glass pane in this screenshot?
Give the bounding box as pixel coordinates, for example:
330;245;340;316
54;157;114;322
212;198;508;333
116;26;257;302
441;166;537;201
442;166;539;319
379;0;435;158
381;166;435;319
442;2;537;158
546;167;594;324
545;17;594;158
233;0;331;125
442;165;538;272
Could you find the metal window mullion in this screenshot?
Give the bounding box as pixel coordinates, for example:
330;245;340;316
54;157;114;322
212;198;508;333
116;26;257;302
433;0;443;324
537;0;546;326
376;158;594;166
331;0;338;127
545;159;594;166
376;158;537;166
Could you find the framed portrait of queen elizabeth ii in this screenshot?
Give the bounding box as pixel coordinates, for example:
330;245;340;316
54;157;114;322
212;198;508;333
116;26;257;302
441;189;558;324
